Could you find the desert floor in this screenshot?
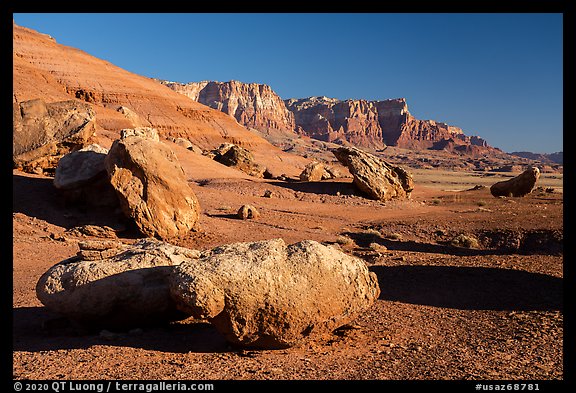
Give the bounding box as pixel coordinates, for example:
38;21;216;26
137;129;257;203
13;155;563;380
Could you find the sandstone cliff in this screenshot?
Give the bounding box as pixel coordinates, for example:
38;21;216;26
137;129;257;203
159;77;498;157
161;80;295;134
286;96;495;156
12;23;308;176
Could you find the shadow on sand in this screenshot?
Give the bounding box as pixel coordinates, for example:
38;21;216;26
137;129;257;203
270;180;360;197
347;232;510;256
13;173;130;232
370;265;562;311
13;306;230;354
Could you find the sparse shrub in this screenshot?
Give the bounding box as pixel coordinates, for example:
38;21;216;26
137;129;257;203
369;242;388;252
386;232;403;241
451;234;480;249
335;235;354;246
477;200;487;207
364;228;382;237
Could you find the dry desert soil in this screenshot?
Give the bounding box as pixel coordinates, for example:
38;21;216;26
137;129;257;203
12;143;564;382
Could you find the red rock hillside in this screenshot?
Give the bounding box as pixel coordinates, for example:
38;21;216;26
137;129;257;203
12;23;307;176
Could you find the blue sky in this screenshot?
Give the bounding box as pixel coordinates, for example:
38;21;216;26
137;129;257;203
13;13;563;154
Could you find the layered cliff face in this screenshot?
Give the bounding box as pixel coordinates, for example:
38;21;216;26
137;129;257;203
286;96;495;156
160;76;495;156
285;97;385;148
13;23;308;176
161;80;295;134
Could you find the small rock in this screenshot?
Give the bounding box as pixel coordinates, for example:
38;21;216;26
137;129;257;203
299;162;325;182
174;137;193;149
263;190;273;198
49;233;67;242
237;205;260;220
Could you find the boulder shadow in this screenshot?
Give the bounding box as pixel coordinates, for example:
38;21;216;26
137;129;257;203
13;306;230;354
270;180;360;197
13;173;129;232
346;232;506;256
370;265;562;311
206;213;241;220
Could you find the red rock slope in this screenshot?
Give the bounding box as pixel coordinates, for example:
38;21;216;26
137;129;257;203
12;23;307;175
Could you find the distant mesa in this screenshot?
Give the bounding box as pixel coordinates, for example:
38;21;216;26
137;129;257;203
510;151;563;165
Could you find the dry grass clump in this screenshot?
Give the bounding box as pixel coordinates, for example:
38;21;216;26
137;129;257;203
450;234;480;249
386;232;403;241
368;243;388;252
364;228;382;237
335;235;355;246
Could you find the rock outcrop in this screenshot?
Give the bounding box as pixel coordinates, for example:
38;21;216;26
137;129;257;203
105;130;201;239
333;146;414;201
36;239;199;327
13;99;96;174
490;167;540;197
168;238;380;349
161;80;295;134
